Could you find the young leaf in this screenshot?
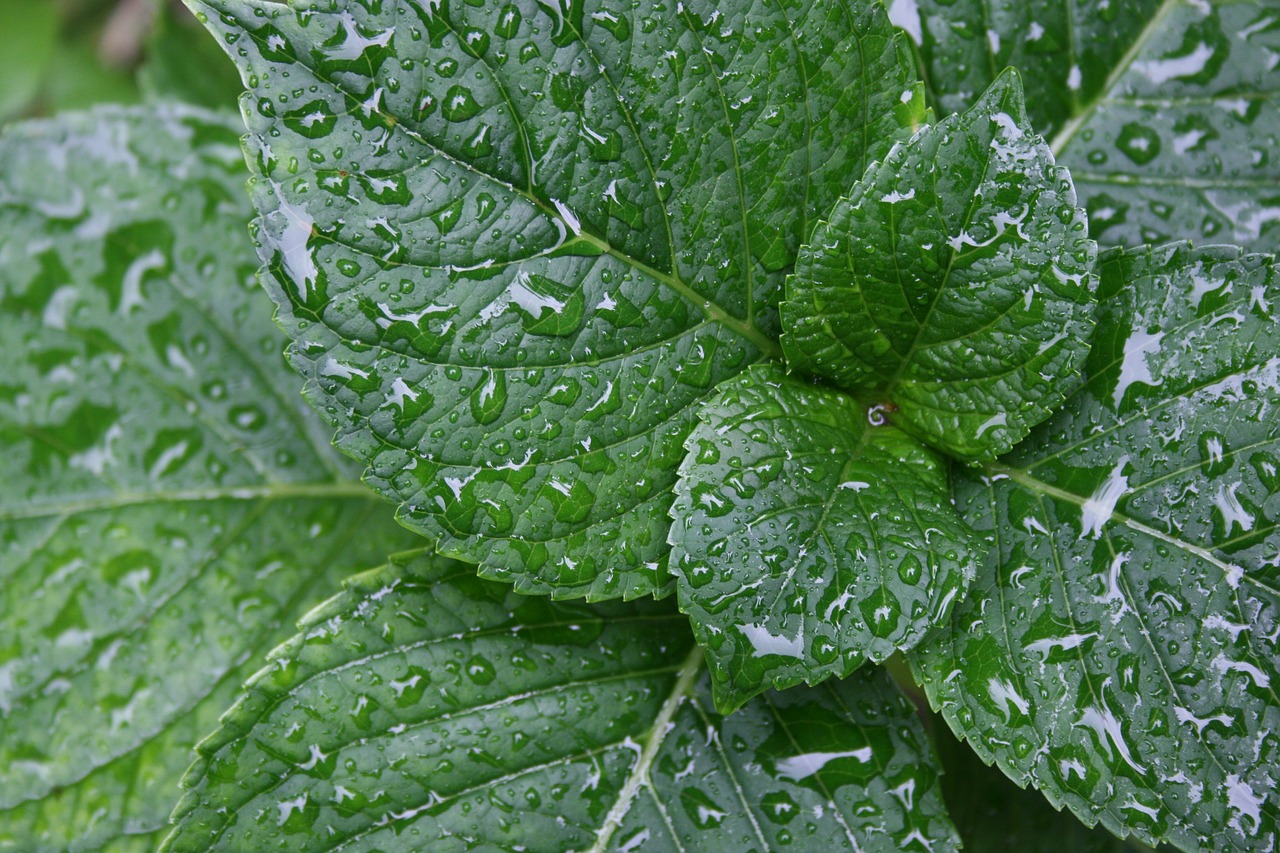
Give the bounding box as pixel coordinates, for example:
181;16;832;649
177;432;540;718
164;552;960;852
188;0;926;600
903;0;1280;251
669;364;979;712
781;70;1097;462
0;105;418;852
912;244;1280;849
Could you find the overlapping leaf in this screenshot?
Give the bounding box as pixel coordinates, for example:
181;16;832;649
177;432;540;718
903;0;1280;251
895;0;1164;137
912;244;1280;850
1056;0;1280;252
782;71;1097;461
932;724;1135;852
164;551;959;852
0;105;417;852
670;364;978;711
190;0;926;600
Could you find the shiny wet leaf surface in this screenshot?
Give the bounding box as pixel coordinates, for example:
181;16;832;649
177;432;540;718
902;0;1280;251
781;71;1097;462
670;364;979;712
164;552;959;852
0;105;417;852
912;244;1280;850
190;0;925;600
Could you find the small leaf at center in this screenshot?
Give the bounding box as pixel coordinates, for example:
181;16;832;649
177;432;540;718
782;69;1098;462
669;363;980;712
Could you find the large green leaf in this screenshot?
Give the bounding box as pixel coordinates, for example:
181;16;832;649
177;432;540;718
0;0;58;120
900;0;1280;251
0;105;417;852
781;71;1097;462
164;551;960;852
932;722;1140;852
912;244;1280;850
669;364;978;712
895;0;1164;137
1056;0;1280;252
189;0;926;600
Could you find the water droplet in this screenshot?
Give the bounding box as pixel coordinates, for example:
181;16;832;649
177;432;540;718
470;370;507;424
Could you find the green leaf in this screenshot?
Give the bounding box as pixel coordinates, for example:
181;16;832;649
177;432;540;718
164;552;960;852
1055;0;1280;252
911;244;1280;849
669;364;979;712
0;105;418;852
781;70;1097;462
0;0;58;120
931;721;1140;852
895;0;1166;138
189;0;926;600
901;0;1280;251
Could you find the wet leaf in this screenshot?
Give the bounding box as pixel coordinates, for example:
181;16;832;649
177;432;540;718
0;105;417;852
669;364;979;712
163;552;960;852
896;0;1166;138
782;71;1097;462
932;720;1140;852
903;0;1280;251
1056;1;1280;252
188;0;926;600
912;244;1280;850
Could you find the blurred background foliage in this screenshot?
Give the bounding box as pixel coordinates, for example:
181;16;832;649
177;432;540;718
0;0;241;122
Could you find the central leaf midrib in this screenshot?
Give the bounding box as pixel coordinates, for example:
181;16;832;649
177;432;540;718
588;645;704;852
881;128;997;396
257;23;784;362
0;481;378;522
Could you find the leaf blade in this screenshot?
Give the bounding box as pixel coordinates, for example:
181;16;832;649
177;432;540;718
0;104;419;852
163;552;960;852
782;70;1097;461
911;243;1280;850
903;0;1280;251
190;0;926;599
669;363;979;711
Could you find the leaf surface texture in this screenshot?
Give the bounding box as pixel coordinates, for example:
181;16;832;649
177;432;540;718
191;0;925;599
0;105;416;852
670;364;978;711
912;244;1280;850
165;552;960;852
782;71;1096;461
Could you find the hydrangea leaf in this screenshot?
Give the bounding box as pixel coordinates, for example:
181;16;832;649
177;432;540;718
932;724;1135;852
668;363;979;713
911;244;1280;850
894;0;1165;138
781;70;1097;462
0;105;418;852
188;0;927;601
901;0;1280;251
163;551;960;852
1055;0;1280;252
